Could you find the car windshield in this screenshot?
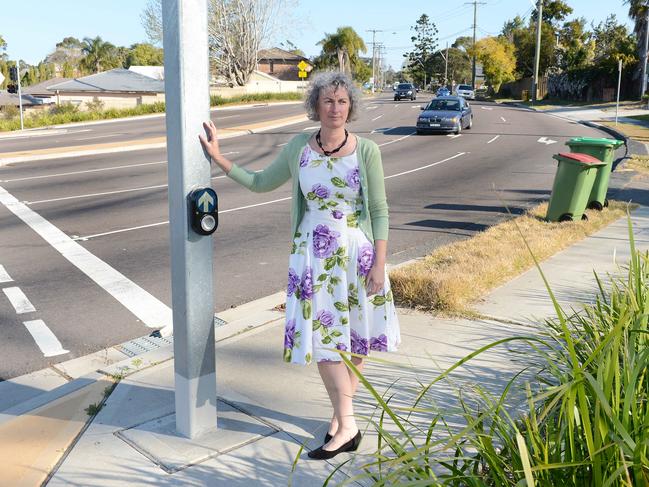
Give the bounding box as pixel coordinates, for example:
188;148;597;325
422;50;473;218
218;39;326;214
426;99;461;111
458;85;473;90
398;84;412;89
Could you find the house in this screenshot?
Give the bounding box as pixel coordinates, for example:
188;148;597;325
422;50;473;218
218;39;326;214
257;48;312;81
21;77;72;104
47;68;165;110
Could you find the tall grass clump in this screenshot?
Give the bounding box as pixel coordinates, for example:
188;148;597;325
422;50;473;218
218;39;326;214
308;215;648;486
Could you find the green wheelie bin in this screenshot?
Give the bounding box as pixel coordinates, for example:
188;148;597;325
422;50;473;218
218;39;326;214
565;137;624;210
546;152;606;222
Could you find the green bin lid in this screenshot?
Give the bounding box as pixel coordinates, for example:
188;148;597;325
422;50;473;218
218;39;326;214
566;137;623;148
553;152;606;166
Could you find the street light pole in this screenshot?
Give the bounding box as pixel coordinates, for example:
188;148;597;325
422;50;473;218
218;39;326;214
641;8;649;100
532;0;543;104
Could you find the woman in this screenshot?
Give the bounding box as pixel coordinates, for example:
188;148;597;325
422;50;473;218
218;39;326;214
199;71;400;460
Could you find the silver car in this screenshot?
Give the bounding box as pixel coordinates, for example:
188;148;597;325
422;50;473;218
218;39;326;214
455;84;475;100
416;96;473;135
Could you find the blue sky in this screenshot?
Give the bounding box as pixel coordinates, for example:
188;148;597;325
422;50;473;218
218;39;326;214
1;0;634;70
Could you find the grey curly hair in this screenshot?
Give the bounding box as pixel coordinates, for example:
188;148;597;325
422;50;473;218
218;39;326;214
304;71;361;122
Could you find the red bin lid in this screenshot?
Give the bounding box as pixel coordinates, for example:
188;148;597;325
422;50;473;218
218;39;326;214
555;152;602;164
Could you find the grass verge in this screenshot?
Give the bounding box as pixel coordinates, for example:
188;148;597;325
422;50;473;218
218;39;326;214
599;120;649;142
626;155;649;175
389;200;632;314
0;92;303;132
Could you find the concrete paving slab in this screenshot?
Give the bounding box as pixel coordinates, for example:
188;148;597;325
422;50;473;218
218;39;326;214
53;347;129;380
0;376;112;487
116;399;279;473
0;368;68;413
474;208;649;324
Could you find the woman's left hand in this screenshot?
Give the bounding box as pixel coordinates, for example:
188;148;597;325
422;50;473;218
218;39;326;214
366;263;385;296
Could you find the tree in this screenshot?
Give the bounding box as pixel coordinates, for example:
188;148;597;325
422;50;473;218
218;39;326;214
470;36;516;92
142;0;295;86
317;27;367;75
80;36;118;73
557;18;594;70
625;0;649;97
125;43;164;68
505;18;557;77
0;35;7;61
592;15;637;73
403;14;439;87
530;0;573;28
44;36;83;76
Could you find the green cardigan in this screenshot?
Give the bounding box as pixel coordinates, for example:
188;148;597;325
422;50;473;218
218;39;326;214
227;132;389;242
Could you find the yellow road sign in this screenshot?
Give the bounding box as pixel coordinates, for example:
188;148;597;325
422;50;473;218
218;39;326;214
297;60;308;71
298;70;307;78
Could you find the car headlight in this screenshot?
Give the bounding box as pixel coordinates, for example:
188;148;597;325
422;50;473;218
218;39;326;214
407;90;412;94
443;116;459;122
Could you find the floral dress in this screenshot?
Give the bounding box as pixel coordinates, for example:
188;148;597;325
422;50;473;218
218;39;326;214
283;144;401;364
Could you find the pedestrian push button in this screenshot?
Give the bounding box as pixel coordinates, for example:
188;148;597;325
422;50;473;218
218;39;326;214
189;187;218;235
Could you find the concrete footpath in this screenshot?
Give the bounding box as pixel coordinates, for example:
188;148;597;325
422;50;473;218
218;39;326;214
1;193;649;485
2;101;649;486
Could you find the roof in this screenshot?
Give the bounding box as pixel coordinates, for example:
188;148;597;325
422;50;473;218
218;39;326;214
22;77;73;96
48;68;165;93
0;92;51;106
257;48;310;64
129;66;164;81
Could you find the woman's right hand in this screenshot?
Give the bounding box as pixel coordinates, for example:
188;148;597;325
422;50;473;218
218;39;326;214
199;120;220;159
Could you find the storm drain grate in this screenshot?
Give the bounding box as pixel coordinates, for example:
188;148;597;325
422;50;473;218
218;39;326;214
115;315;228;358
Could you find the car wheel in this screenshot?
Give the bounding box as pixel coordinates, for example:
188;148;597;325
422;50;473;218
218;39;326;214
412;96;416;100
467;116;473;130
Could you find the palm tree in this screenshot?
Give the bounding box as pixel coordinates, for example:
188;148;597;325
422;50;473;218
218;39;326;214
318;27;367;74
80;36;117;73
626;0;649;98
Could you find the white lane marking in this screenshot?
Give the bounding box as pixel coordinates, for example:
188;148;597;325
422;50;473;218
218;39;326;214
500;116;506;122
377;131;417;147
26;183;169;205
0;129;92;141
303;126;320;131
3;287;36;314
73;196;293;241
0;160;167;183
487;135;500;144
371;114;384;122
73;134;119;141
537;137;557;145
276;142;289;147
23;320;70;357
411;106;421;109
0;185;172;330
0;265;12;283
481;106;493;111
385;152;466;180
365;106;378;110
447;134;462;139
393;104;398;108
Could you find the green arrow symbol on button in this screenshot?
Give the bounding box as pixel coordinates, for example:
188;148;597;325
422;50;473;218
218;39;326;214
198;191;214;212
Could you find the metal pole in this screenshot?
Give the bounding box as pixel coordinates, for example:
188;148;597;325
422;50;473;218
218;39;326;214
471;1;477;88
616;58;622;126
445;43;449;85
532;0;543;104
16;64;24;130
162;0;217;439
641;8;649;100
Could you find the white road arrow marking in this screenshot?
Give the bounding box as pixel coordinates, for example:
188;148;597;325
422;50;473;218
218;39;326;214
198;191;215;212
537;136;557;145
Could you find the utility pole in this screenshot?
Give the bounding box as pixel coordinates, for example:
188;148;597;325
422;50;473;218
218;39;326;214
466;0;485;89
532;0;543;104
439;42;450;86
162;0;217;439
366;29;383;92
641;8;649;100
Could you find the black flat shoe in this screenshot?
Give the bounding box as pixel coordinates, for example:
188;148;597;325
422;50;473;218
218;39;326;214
308;430;361;460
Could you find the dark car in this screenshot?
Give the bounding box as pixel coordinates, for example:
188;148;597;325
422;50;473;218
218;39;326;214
394;83;416;101
416;96;473;135
436;86;450;97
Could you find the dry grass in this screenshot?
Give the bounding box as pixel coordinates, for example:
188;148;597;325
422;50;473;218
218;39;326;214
626;155;649;175
389;201;633;314
599;121;649;142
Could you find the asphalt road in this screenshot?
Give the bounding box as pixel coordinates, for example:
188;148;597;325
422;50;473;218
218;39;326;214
0;93;618;379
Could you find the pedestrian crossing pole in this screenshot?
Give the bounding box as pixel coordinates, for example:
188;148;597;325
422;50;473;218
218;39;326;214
162;0;218;439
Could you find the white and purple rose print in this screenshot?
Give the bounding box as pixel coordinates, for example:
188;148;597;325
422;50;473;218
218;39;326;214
312;224;340;258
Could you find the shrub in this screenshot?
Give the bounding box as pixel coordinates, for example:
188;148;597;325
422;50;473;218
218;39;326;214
50;102;79;116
